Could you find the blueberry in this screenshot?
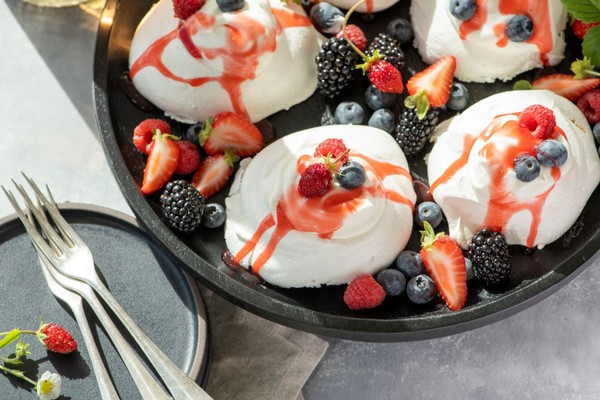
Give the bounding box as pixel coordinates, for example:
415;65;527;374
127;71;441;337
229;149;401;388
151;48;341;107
449;0;477;21
309;3;344;35
216;0;245;12
321;105;336;126
365;84;397;111
368;109;395;133
386;18;414;46
446;82;470;111
338;160;366;189
536;140;568;167
395;250;425;278
506;14;534;42
335;101;365;125
201;203;226;228
414;201;443;229
185;122;204;147
376;269;407;296
514;153;540;182
593;123;600;144
465;257;474;280
406;274;436;305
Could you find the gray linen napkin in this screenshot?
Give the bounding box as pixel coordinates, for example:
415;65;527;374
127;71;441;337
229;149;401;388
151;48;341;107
201;288;329;400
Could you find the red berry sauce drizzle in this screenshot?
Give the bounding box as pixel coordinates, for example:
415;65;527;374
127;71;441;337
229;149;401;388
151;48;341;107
129;7;312;120
429;112;568;248
232;152;414;277
460;0;555;66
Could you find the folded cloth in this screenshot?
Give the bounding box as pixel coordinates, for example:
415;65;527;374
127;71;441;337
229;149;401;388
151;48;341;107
201;288;329;400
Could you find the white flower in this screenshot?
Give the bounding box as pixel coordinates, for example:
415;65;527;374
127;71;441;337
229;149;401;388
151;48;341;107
36;371;61;400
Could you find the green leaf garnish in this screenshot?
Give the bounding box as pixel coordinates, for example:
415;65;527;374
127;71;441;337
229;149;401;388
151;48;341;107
560;0;600;22
0;329;21;349
513;79;533;90
582;25;600;66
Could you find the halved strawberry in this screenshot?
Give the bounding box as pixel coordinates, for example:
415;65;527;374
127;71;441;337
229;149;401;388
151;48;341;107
133;119;171;155
419;221;467;311
200;112;264;158
141;131;180;195
192;148;240;198
406;55;456;108
532;74;600;102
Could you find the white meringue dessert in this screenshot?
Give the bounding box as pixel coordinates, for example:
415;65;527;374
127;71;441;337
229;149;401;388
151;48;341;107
427;90;600;249
225;125;417;288
326;0;399;13
410;0;568;82
128;0;322;123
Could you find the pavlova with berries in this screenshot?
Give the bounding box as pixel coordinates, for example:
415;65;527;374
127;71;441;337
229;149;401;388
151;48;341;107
119;0;600;316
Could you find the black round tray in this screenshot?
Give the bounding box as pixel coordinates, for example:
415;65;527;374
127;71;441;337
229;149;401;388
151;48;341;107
93;0;600;341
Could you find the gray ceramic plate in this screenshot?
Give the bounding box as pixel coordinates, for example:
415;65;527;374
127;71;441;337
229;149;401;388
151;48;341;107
0;204;209;399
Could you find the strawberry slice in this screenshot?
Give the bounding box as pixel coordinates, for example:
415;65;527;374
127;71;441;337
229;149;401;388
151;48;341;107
133;119;171;155
141;131;180;195
532;74;600;102
407;55;456;107
419;221;467;311
200;112;264;158
192;148;240;198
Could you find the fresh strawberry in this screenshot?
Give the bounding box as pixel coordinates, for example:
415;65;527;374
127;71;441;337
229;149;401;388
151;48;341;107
406;55;456;108
133;119;171;155
367;60;404;94
174;140;201;175
297;163;333;198
531;74;600;101
343;274;386;310
518;104;556;139
419;221;467;311
571;19;600;40
577;89;600;124
173;0;205;20
314;138;349;162
141;131;180;195
192;148;239;198
36;323;77;354
336;24;367;52
200;112;264;158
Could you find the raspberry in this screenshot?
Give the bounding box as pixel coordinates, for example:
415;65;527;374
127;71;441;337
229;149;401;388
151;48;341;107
297;163;332;198
314;138;349;162
343;274;386;310
518;104;556;139
133;119;171;155
173;0;206;20
37;323;77;354
174;140;201;175
576;89;600;124
336;24;367;52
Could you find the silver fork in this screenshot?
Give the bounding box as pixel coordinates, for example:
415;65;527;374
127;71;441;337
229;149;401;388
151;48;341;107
6;176;213;400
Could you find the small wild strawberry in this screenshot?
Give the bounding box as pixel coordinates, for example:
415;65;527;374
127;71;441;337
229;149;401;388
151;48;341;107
36;323;77;354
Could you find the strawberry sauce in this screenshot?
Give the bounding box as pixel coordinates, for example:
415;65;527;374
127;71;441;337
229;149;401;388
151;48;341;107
430;113;567;248
130;6;312;119
459;0;488;40
233;152;413;274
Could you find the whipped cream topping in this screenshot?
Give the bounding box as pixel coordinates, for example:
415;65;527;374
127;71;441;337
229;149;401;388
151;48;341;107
225;125;416;288
129;0;322;123
326;0;399;13
428;90;600;249
410;0;567;82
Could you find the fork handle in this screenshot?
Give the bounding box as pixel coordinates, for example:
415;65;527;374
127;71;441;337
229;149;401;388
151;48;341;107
89;278;212;400
79;286;172;400
70;302;121;400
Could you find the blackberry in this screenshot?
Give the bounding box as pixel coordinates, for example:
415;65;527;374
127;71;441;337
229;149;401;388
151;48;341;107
316;37;358;98
467;229;511;286
394;107;439;156
366;33;405;70
160;180;206;233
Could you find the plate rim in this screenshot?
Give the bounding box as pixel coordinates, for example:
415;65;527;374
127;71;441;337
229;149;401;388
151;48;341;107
92;0;600;341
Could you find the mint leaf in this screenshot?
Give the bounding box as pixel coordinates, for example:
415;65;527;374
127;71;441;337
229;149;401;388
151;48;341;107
561;0;600;22
583;25;600;65
0;329;21;349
